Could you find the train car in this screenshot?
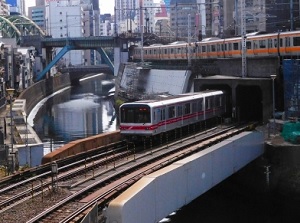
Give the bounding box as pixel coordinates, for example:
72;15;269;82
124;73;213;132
131;30;300;61
119;90;227;139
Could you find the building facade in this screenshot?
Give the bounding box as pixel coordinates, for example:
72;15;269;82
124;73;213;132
6;0;25;15
0;0;9;15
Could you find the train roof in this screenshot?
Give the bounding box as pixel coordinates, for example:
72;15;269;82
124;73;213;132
120;90;224;108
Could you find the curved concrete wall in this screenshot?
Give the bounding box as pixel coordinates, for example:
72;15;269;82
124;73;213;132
18;74;70;114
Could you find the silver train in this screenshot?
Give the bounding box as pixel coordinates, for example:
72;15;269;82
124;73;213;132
119;90;227;138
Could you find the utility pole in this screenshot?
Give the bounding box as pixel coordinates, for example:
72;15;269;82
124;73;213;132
290;0;294;31
241;0;247;78
235;0;238;36
188;14;191;67
140;6;144;64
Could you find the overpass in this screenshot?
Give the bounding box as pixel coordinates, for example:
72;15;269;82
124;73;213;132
37;36;115;81
20;35;140;81
59;65;113;84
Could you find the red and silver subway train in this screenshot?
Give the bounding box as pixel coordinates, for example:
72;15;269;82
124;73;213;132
119;90;227;139
131;31;300;61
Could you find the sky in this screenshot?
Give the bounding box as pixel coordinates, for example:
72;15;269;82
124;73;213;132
26;0;115;15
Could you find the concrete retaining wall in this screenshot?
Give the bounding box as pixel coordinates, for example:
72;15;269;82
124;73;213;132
18;74;70;114
106;131;264;223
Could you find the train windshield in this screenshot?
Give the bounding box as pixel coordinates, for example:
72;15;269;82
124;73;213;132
121;105;151;123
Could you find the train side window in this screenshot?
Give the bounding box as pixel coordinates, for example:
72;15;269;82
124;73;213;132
228;43;232;50
192;102;197;113
217;44;220;52
259;40;266;48
211;45;216;52
153;111;156;121
177;105;183;116
165;49;167;54
202;45;206;52
171;48;174;54
154;49;156;54
177;48;181;53
246;41;252;49
293;37;300;46
233;42;239;50
168;106;175;119
184;103;191;114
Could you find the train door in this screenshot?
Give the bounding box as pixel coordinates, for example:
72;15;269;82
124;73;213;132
205;96;212;119
192;102;197;121
201;45;207;58
279;37;286;55
203;97;206;120
166;48;170;59
177;105;183;126
228;43;232;57
223;43;228;57
213;96;217;116
268;39;273;55
285;36;291;55
233;42;240;57
246;40;253;56
198;98;203;121
184;102;191;124
161;107;166;130
253;40;259;55
154;108;161;131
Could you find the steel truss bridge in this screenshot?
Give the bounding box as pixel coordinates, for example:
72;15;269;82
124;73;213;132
0;15;45;44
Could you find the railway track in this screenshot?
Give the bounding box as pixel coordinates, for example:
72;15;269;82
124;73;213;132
0;141;128;220
0;123;255;223
0;123;253;223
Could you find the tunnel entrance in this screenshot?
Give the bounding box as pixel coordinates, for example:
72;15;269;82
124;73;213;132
236;85;263;122
198;83;263;122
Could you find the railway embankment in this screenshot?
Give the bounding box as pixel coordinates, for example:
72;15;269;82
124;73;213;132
235;124;300;204
265;136;300;199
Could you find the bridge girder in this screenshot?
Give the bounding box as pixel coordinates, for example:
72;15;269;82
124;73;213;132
0;15;45;44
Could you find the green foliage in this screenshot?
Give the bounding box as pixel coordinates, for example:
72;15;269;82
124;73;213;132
115;98;125;108
281;122;300;144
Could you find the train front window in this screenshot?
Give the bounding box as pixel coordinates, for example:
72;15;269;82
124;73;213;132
121;105;151;123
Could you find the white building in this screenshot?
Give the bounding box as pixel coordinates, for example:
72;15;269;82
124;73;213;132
45;1;84;66
44;0;104;67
